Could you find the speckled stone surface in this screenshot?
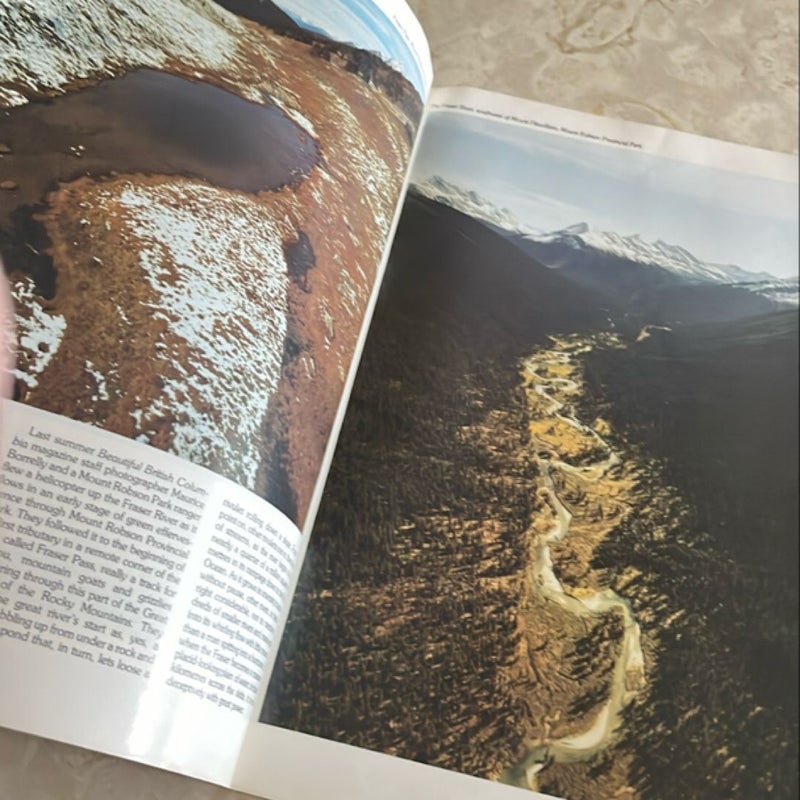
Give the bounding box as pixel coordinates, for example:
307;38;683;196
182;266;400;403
1;2;797;799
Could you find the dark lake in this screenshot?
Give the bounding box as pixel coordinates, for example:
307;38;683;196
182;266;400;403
0;68;320;231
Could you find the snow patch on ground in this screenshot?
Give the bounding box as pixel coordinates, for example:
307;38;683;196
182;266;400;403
272;97;318;139
103;179;289;489
0;0;247;105
9;275;66;389
84;359;110;401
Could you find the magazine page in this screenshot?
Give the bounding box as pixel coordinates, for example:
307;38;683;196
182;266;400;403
0;0;429;787
236;87;798;799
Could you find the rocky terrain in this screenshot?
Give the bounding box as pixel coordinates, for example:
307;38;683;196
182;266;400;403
0;0;422;524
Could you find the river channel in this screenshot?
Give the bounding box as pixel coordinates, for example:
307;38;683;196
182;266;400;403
505;338;645;790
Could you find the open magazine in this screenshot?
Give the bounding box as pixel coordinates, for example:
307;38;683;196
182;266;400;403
0;2;797;799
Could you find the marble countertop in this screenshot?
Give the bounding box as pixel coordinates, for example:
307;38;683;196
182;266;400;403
1;1;797;799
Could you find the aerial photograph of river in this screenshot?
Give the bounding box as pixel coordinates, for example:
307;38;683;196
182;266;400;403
264;106;798;799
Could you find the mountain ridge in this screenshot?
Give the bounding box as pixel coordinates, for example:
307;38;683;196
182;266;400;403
412;175;797;308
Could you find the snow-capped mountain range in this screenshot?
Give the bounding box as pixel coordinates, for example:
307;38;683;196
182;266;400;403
413;176;529;234
526;222;776;285
412;176;798;304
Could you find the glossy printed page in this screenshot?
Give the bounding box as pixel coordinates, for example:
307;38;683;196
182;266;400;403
0;0;429;531
0;399;302;782
255;87;798;800
0;0;430;788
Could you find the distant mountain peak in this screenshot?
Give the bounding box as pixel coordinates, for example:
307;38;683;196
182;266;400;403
412;176;527;234
562;222;590;235
529;223;777;287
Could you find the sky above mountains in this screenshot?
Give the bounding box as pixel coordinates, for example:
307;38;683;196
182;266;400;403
272;0;427;96
412;111;798;279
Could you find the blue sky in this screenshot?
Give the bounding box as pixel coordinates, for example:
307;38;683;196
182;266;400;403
273;0;427;97
412;112;799;280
